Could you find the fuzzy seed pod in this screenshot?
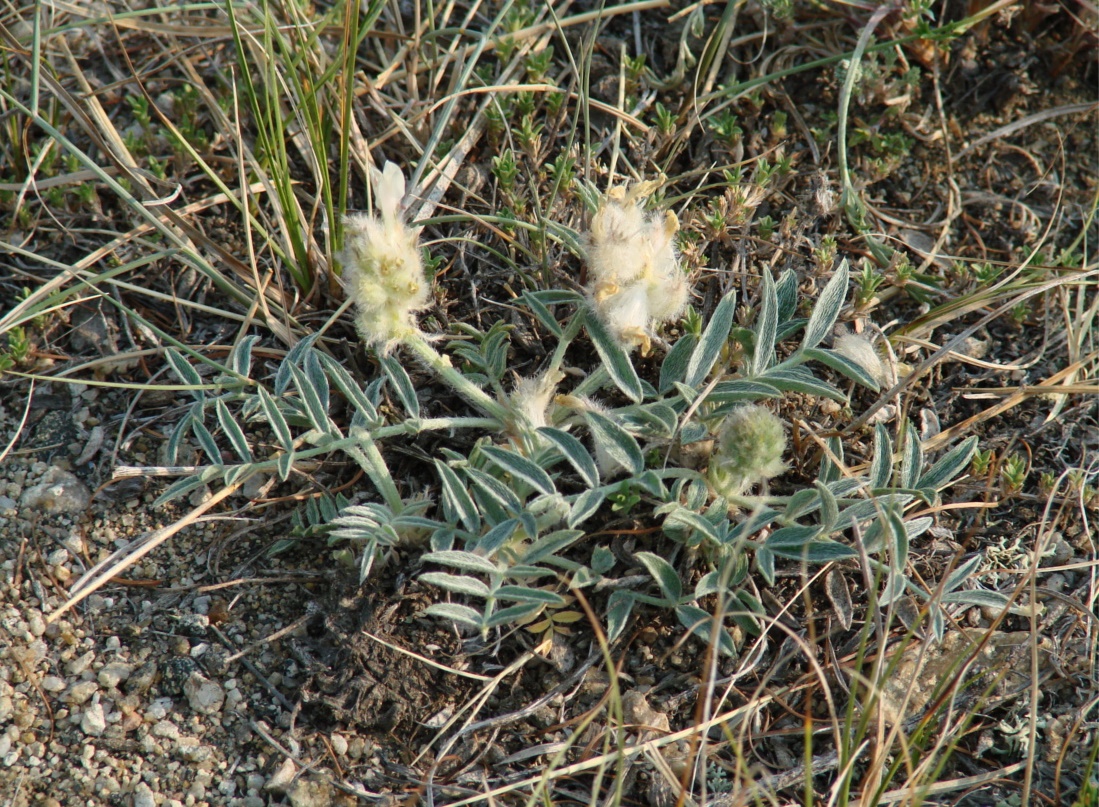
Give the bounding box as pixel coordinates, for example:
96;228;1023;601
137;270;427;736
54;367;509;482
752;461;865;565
708;405;788;498
340;162;430;353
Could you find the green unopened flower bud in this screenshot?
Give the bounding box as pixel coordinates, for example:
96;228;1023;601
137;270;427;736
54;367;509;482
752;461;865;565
708;405;788;498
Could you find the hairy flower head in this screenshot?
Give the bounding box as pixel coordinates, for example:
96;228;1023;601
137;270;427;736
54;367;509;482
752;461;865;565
708;405;788;499
584;183;689;354
340;162;429;353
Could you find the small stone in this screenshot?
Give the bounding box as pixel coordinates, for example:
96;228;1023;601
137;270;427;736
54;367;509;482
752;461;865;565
145;697;173;721
67;650;96;676
183;673;224;715
132;783;157;807
153;719;180;739
27;613;46;637
40;676;67;693
329;733;348;756
159;657;198;696
81;700;107;736
19;469;92;514
98;662;134;689
126;662;158;696
0;696;13;723
288;778;333;807
265;758;297;794
64;680;99;705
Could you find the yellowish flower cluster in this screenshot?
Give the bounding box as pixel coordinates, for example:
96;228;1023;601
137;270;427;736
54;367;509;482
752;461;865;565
340;162;430;354
584;183;689;354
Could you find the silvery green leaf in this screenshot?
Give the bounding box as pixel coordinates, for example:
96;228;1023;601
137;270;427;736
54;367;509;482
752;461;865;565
770;539;858;563
318;353;379;425
164;346;202;387
663;509;719;544
732;590;764;636
819;435;844;484
685;290;736;387
634;470;666;498
672;381;699;405
839;493;914;524
568;488;605;527
870;423;893;489
538;427;600;488
944;553;983;593
591;545;615;574
760;366;845;401
522;529;584;564
675;605;736;656
276;450;293;482
706;379;781;404
901;422;922;490
572;566;597;588
165;411;193;465
520;291;563;337
941;589;1009;608
379;354;420;417
424;603;482;629
524;289;586;306
752;270;778;375
776;318;808;342
816;480;838;533
420;572;491;598
257;386;293;452
275;334;317;395
802;258;849;351
917;436;978;492
679;421;709;445
880;568;906;606
475;518;520;557
154;473;208;507
192;418;221;464
303;350;330;414
785;488;821;521
464;467;522;521
585;411;644;475
422;550;500;576
659;332;697;393
756;547;775;586
694;571;723;599
826;478;865;498
508;565;557;580
584;307;643;403
606;590;636;642
224;464;255;487
486;603;543;627
289;362;331;435
215;398;252;462
620;402;679;438
495;586;567;605
228;334;259;378
481;445;556;497
886;506;909;571
765;524;821;552
825;570;853;630
435;460;480;532
802;347;880;391
775;268;798;323
635;551;682;603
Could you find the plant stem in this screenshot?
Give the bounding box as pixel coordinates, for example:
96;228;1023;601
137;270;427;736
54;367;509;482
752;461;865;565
402;334;512;423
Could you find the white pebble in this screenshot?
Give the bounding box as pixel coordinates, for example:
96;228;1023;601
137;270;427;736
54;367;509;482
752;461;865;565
81;700;107;736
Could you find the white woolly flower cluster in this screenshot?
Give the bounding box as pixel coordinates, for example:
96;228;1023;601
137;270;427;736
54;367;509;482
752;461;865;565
340;162;430;354
584;183;689;354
